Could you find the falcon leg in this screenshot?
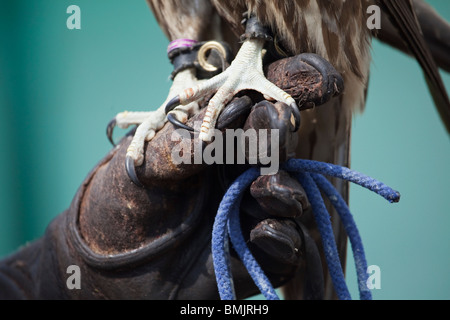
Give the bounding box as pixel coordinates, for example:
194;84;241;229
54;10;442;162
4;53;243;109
122;68;202;187
165;15;301;142
106;39;233;187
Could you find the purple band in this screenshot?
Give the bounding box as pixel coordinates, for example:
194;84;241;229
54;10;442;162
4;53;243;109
167;39;198;54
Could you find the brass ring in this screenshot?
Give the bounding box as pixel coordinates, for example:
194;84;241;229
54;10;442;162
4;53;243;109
197;41;228;72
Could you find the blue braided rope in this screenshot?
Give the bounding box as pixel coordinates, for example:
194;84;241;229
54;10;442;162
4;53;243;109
228;202;280;300
311;173;372;300
211;159;400;300
282;159;400;203
295;171;351;299
212;167;260;300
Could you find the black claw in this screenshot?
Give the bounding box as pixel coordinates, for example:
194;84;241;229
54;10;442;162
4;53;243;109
125;156;144;188
107;118;117;146
165;96;181;114
167;113;195;132
290;103;301;132
217;96;253;130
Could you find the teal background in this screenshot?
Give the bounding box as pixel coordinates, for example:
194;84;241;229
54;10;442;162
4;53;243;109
0;0;449;300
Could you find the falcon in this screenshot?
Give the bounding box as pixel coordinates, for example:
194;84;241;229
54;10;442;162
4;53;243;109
107;0;450;299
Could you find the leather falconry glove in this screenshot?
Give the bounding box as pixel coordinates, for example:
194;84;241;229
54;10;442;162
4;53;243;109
0;53;343;300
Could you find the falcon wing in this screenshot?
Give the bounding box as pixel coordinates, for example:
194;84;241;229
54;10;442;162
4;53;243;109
378;0;450;134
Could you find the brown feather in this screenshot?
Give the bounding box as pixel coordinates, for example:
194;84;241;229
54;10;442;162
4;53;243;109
146;0;216;40
211;0;374;112
378;0;450;134
146;0;240;46
377;0;450;73
412;0;450;73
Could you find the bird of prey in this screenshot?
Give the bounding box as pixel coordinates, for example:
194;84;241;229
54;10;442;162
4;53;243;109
108;0;450;299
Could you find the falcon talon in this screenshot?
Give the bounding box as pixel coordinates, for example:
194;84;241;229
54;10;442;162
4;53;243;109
165;95;181;114
165;96;197;131
167;113;195;132
125;155;144;188
106;118;117;146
